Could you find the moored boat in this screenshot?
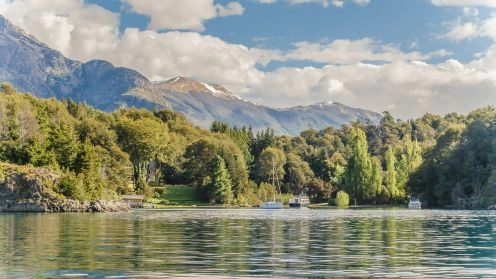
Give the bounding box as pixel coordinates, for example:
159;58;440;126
288;193;310;208
260;157;283;209
408;197;422;209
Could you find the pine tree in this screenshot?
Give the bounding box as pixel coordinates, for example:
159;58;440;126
211;155;233;204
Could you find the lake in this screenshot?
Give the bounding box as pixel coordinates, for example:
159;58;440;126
0;208;495;278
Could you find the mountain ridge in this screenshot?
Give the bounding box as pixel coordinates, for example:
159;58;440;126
0;15;382;135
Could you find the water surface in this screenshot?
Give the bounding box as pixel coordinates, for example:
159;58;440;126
1;209;495;278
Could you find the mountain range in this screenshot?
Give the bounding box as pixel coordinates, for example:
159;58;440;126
0;15;381;135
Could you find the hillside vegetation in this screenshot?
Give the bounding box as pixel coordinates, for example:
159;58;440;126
1;83;496;208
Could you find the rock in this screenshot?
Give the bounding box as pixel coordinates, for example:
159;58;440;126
0;163;130;213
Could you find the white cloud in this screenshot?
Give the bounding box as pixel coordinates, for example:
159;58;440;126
444;21;477;41
443;14;496;41
0;0;120;57
431;0;496;7
463;7;479;17
282;38;450;64
246;57;496;118
124;0;244;31
217;2;245;17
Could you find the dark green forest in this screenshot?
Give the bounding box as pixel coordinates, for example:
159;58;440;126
1;83;495;208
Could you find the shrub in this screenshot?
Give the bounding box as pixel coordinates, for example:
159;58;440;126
335;190;349;208
57;172;86;200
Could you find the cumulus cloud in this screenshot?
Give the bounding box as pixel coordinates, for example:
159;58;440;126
0;0;496;119
0;0;119;57
283;39;451;64
444;21;478;41
124;0;244;31
442;14;496;41
247;57;496;118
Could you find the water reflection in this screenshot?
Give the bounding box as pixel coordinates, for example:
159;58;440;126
0;209;495;278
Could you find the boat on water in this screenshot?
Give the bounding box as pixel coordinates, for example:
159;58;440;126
289;193;310;208
260;157;283;209
408;197;422;209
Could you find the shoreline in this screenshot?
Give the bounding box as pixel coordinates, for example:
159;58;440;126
0;199;130;213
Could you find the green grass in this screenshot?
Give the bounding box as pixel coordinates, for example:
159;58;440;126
149;185;207;207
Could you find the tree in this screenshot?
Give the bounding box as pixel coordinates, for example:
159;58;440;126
183;139;219;198
210;155;233;204
115;112;169;194
370;157;383;202
384;145;398;201
284;152;314;193
257;147;286;184
343;127;373;204
210;121;229;134
0;83;16;95
335;190;350;207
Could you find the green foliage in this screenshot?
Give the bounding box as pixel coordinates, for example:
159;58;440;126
210;156;233;204
284;152;314;193
115;110;169;193
0;82;16;95
57;172;86;200
343;127;374;204
257;147;286;184
4;84;496;208
385;146;398;200
335;190;350;208
0;88;131;201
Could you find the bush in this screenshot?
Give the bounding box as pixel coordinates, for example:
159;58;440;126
57;172;86;200
335;190;349;208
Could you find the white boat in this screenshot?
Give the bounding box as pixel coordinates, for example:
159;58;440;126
289;193;310;208
408;197;422;209
260;157;283;209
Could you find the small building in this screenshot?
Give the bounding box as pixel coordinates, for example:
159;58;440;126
122;195;145;208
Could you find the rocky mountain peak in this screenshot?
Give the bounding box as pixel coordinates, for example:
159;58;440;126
155;76;238;100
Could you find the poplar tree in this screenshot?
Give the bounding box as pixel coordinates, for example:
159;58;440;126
385;145;398;200
343;127;373;204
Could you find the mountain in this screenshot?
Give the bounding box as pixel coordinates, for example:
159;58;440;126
154;77;381;134
0;16;158;111
0;15;381;135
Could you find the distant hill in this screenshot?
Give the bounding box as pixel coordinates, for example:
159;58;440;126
0;15;381;135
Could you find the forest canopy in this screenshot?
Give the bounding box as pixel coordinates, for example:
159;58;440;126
1;83;495;209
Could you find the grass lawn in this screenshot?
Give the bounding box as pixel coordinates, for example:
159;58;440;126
148;185;210;207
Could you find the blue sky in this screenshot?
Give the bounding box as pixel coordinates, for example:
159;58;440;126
85;0;491;63
1;0;496;118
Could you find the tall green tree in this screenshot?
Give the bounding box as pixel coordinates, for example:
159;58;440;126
370;156;383;202
343;127;373;204
115;111;169;194
210;155;233;204
384;145;398;201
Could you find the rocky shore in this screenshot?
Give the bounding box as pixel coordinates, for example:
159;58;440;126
0;163;130;213
0;199;130;212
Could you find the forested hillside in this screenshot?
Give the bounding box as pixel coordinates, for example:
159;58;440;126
1;83;495;208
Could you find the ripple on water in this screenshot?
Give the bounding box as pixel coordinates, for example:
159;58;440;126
1;209;496;278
